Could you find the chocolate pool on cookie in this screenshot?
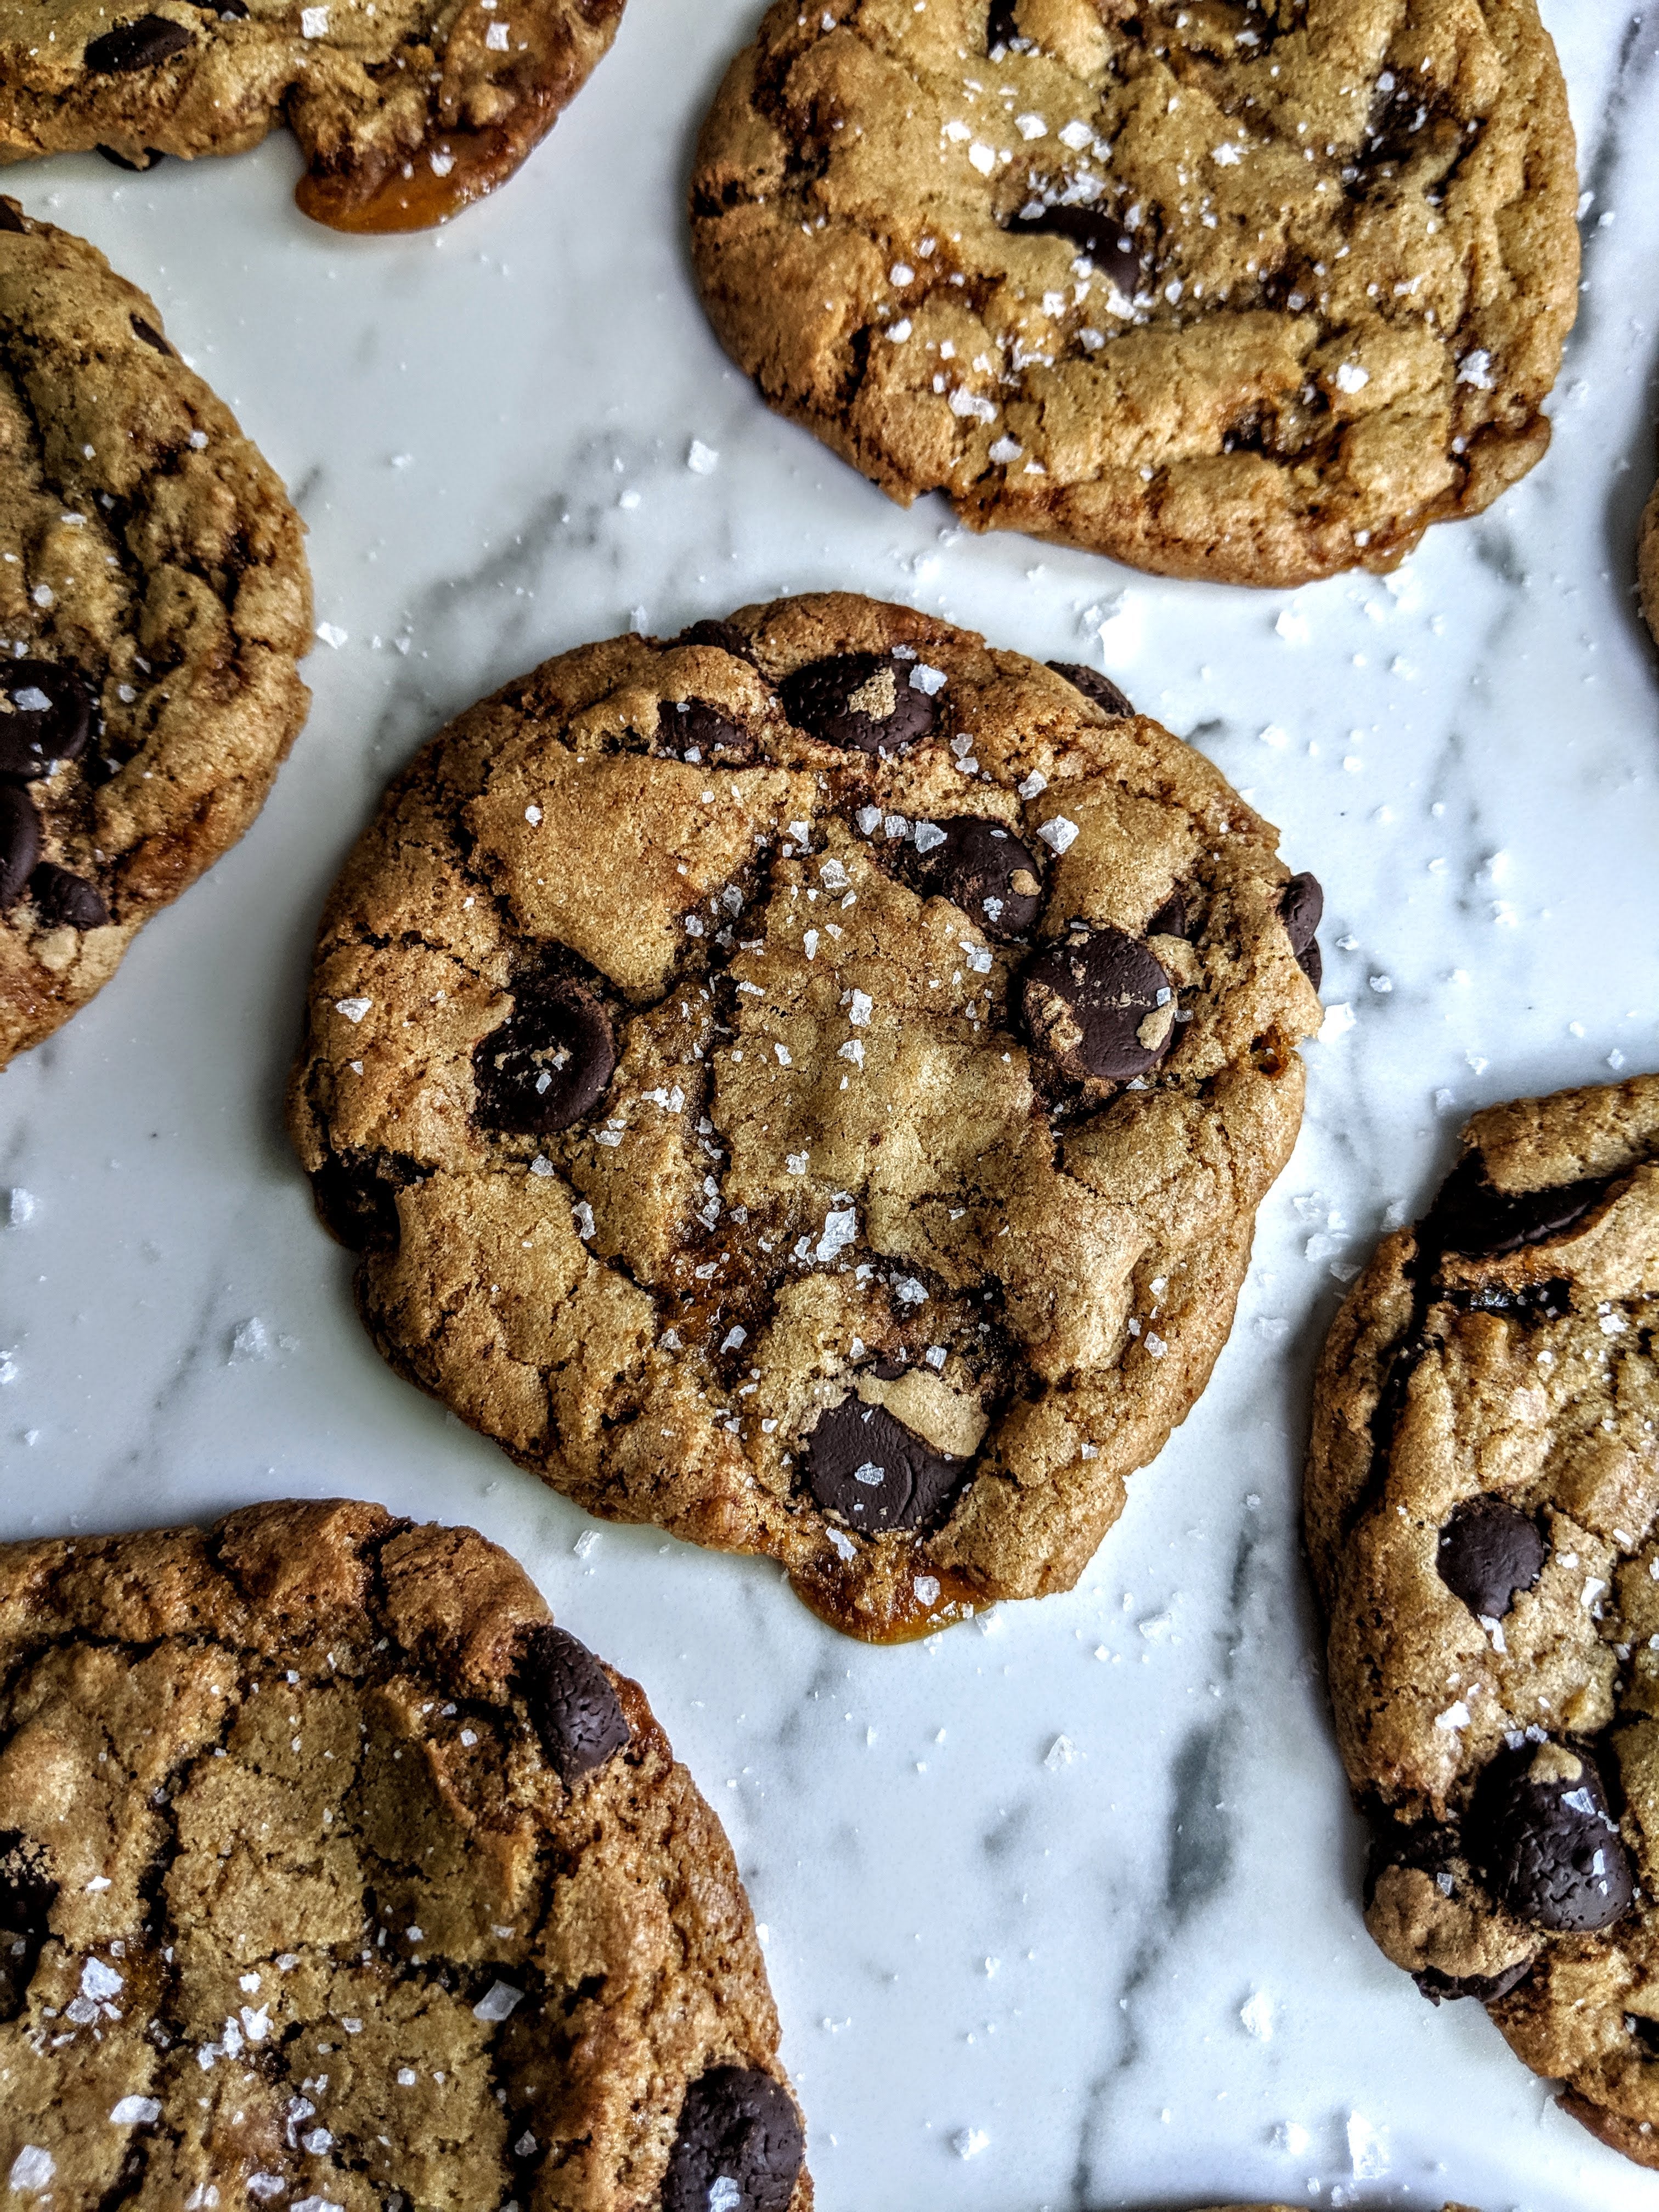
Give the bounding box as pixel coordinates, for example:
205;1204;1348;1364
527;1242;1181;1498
691;0;1579;588
0;1500;809;2210
1306;1073;1659;2168
289;591;1323;1640
0;200;312;1068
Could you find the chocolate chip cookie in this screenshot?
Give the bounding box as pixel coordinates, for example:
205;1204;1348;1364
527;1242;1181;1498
0;199;311;1066
288;591;1323;1640
1639;475;1659;647
1306;1073;1659;2167
0;1498;809;2211
0;0;624;232
690;0;1577;588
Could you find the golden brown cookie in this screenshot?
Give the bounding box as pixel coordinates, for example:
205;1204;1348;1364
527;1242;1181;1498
1639;475;1659;646
0;198;311;1066
0;1499;810;2211
287;591;1323;1640
0;0;625;232
690;0;1578;587
1306;1073;1659;2168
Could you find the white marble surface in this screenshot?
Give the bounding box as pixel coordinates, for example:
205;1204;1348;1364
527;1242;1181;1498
4;3;1659;2207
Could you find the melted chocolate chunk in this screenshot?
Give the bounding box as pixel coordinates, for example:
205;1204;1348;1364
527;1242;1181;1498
0;660;92;782
473;979;616;1135
678;618;757;664
906;816;1041;940
84;15;194;70
1147;891;1189;940
308;1152;419;1255
806;1398;970;1534
0;201;25;234
1473;1745;1635;1934
668;698;756;763
1437;1496;1547;1622
986;0;1020;50
97;144;167;170
0;1833;55;2025
130;313;173;354
662;2068;804;2212
1426;1153;1619;1260
781;652;935;757
1443;1278;1571;1321
1279;870;1323;989
1047;660;1133;716
517;1623;629;1786
1021;926;1175;1082
1003;205;1142;301
0;787;42;911
1412;1959;1535;2006
30;864;108;931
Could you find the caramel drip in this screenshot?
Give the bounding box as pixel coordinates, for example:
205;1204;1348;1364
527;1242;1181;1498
787;1556;981;1645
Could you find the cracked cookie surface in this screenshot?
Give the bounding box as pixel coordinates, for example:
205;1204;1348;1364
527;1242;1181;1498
690;0;1577;586
1306;1073;1659;2168
287;591;1322;1640
0;0;624;232
0;1498;809;2212
0;198;311;1066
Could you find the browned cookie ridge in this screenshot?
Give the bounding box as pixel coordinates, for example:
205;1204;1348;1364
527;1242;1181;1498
288;592;1323;1640
0;1500;810;2210
0;200;311;1066
1306;1073;1659;2168
690;0;1578;587
0;0;625;232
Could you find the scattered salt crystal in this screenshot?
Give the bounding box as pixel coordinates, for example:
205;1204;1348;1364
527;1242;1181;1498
815;1207;857;1262
786;1152;809;1176
1239;1991;1273;2040
848;990;872;1027
968;141;996;174
1017;770;1047;799
721;1325;747;1352
894;1277;928;1305
909;662;946;695
524;803;542;825
1036;816;1077;854
314;620;346;647
8;2151;54;2194
82;1958;123;2001
110;2097;160;2126
913;821;946;853
1334;361;1369;393
1274;2121;1310;2154
708;2183;742;2212
988;435;1023;465
300;3;327;28
687;439;719;474
820;857;850;891
430;146;455;175
1060;120;1091;149
885;319;913;342
1015;111;1047;138
1043;1734;1075;1769
1319;1003;1355;1041
473;1981;524;2023
228;1319;270;1365
913;1575;941;1605
572;1200;596;1240
953;2129;990;2158
855;805;882;834
1211;140;1243;165
5;1189;34;1227
334;996;371;1023
1347;2113;1388;2179
1456;348;1494;390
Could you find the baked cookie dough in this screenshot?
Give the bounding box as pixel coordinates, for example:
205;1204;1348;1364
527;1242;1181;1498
1639;475;1659;647
0;0;625;232
289;591;1323;1640
0;1498;809;2211
690;0;1578;587
1307;1073;1659;2168
0;199;310;1066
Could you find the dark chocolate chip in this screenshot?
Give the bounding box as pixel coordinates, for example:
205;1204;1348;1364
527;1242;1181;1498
678;618;757;664
662;2068;804;2212
1279;870;1323;986
1473;1745;1635;1934
206;0;247;14
1444;1278;1572;1321
1412;1959;1534;2006
1020;925;1175;1082
30;864;108;931
0;787;42;911
1003;205;1141;301
517;1623;629;1786
0;660;92;781
805;1398;970;1534
308;1152;416;1255
906;816;1041;940
780;652;936;757
0;1832;54;2024
1627;2013;1659;2059
130;314;173;354
85;15;194;70
1437;1496;1547;1622
987;0;1020;49
1425;1153;1618;1261
473;979;616;1136
1047;659;1133;716
669;698;756;763
0;201;26;235
1147;892;1188;940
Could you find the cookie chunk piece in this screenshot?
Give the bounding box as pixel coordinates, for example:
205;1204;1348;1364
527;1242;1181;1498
0;1500;810;2211
287;591;1323;1639
1639;473;1659;647
1306;1074;1659;2166
0;199;310;1065
0;0;625;232
690;0;1578;586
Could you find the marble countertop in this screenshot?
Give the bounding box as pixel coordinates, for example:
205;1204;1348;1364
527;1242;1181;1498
3;3;1658;2206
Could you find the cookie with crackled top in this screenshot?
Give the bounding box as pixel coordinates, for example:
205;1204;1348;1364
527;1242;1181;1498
1306;1072;1659;2168
0;1499;810;2211
287;591;1323;1640
690;0;1577;587
0;0;624;232
0;198;311;1066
